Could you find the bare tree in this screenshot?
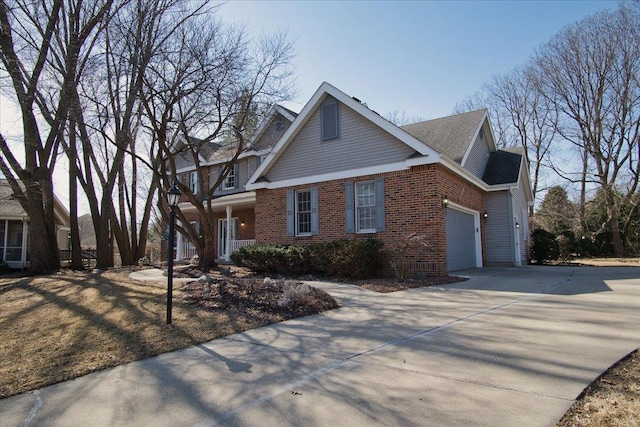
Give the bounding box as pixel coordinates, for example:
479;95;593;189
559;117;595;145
384;110;425;126
0;0;114;274
531;4;640;256
141;19;294;269
60;0;214;267
453;91;511;149
487;67;557;209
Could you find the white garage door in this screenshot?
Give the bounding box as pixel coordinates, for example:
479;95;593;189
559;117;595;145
446;208;477;271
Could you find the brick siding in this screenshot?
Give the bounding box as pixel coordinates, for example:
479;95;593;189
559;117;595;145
256;164;485;276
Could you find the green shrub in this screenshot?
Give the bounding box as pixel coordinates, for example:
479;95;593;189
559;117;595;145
530;229;560;264
231;238;383;279
231;245;290;275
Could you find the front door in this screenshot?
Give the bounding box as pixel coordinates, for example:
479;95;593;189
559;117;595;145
218;218;237;259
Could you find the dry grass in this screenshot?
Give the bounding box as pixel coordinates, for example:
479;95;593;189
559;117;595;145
0;268;337;399
557;349;640;426
571;258;640;267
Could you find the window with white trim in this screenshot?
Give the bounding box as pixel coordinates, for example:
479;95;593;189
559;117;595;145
224;166;235;190
295;190;312;236
356;181;376;233
190;171;199;194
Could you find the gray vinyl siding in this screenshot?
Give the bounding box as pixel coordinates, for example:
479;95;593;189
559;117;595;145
174;152;194;170
266;97;415;182
462;123;490;179
484;191;514;265
209;158;252;197
253;113;292;150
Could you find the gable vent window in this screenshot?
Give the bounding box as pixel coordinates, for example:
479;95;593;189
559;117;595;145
321;100;339;141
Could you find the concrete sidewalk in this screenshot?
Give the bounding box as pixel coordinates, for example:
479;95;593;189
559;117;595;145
1;266;639;426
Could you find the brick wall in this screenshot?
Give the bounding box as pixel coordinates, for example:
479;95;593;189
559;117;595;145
256;164;485;276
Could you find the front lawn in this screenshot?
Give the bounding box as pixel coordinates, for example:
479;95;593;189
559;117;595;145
0;268;337;398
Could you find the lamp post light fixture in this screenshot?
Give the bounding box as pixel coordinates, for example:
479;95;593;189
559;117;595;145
483;211;489;219
166;184;181;325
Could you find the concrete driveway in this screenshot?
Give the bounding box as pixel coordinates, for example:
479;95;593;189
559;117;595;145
1;266;638;426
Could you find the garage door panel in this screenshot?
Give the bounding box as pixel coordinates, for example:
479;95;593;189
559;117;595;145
446;208;476;271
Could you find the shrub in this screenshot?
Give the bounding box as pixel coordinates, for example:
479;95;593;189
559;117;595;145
385;233;432;282
531;229;560;264
306;238;383;278
231;245;293;275
556;231;576;261
232;238;383;279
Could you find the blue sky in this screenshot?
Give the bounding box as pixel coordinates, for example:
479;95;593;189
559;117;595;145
217;0;617;119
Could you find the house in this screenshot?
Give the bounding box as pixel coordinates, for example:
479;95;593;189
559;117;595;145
172;104;298;261
245;82;532;275
0;179;71;269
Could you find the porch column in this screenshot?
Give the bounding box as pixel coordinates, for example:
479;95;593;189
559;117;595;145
175;220;183;261
225;205;232;262
22;220;28;268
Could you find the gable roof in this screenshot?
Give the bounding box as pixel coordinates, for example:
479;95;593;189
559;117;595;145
401;109;488;164
0;179;70;226
247;104;298;152
173;105;297;172
248;82;441;187
0;180;25;217
482;150;522;185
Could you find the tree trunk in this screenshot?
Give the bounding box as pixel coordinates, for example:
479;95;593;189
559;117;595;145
607;197;625;257
93;214;113;268
69;170;84;270
201;235;217;270
26;176;60;275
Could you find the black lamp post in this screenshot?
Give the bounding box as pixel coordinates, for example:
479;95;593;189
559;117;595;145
166;184;181;325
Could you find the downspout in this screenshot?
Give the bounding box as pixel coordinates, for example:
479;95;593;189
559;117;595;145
507;190;516;266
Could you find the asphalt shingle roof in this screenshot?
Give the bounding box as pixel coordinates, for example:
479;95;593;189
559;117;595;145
0;180;26;217
400;109;486;163
482;150;522;185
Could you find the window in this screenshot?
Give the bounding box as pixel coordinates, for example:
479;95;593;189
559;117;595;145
275;118;284;131
3;220;23;261
345;179;384;234
321;99;339;140
224;166;235;190
190;171;199;194
286;188;318;237
295;190;312;236
356;182;376;233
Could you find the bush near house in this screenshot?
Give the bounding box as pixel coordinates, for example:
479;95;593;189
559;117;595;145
530;228;560;264
231;238;383;279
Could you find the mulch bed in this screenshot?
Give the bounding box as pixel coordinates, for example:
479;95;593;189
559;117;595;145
351;276;468;293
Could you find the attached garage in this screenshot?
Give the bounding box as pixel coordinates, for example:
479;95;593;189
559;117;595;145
446;207;479;271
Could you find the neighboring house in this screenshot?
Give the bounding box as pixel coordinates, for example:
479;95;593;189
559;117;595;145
172;104;298;261
0;179;71;269
246;82;533;275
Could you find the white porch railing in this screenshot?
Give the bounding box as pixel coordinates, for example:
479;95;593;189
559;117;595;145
182;243;197;260
230;239;256;253
183;239;255;261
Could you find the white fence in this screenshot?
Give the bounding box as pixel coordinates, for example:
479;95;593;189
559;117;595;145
230;239;256;253
181;239;255;260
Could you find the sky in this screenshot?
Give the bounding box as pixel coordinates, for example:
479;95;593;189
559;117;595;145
216;0;618;119
0;0;620;213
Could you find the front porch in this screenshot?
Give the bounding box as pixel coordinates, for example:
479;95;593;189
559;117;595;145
175;191;257;263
